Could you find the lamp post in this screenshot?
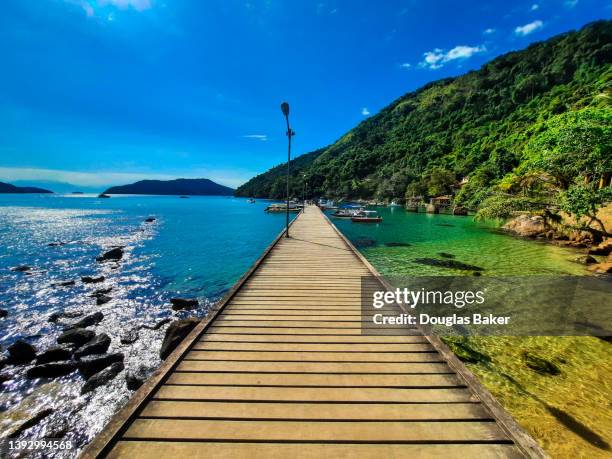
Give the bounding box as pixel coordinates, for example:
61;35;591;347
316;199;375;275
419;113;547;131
302;173;307;209
281;102;294;238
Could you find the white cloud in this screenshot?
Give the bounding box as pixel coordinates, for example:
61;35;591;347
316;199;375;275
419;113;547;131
361;107;370;116
399;63;411;69
242;134;268;141
69;0;152;18
514;20;543;36
565;0;578;7
531;3;539;10
419;44;486;69
483;28;496;35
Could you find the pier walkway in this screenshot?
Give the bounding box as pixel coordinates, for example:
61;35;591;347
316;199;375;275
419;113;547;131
83;205;545;458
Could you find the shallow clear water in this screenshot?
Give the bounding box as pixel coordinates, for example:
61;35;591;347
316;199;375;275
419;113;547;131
0;194;288;456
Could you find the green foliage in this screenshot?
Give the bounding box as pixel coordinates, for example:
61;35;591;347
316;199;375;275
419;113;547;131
561;184;612;231
235;20;612;220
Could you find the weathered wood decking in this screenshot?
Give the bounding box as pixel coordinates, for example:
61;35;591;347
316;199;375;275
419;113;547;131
83;205;546;458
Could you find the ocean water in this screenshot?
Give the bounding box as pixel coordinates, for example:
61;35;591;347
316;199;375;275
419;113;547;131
0;194;288;456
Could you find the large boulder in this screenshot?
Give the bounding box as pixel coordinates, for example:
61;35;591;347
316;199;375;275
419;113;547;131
27;361;77;379
96;247;124;262
502;214;549;238
170;298;199;311
140;318;171;330
36;346;72;364
575;255;597;265
48;310;82;323
57;328;95;347
120;330;139;344
11;265;31;272
125;365;149;391
81;362;124;394
66;312;104;329
74;333;111;358
77;353;124;379
0;309;7;319
96;295;112;305
7;340;37;364
160;319;199;359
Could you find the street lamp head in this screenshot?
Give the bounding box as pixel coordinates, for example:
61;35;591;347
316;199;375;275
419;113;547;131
280;102;290;117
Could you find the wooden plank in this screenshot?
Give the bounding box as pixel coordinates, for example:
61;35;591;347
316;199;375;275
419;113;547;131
183;350;441;362
123;419;508;442
109;442;523;459
192;342;434;351
140;400;487;420
198;334;430;343
165;373;463;388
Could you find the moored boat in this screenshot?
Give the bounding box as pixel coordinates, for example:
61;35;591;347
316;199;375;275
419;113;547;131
351;210;382;223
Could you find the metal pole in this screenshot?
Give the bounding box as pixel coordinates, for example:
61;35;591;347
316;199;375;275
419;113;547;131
281;102;293;238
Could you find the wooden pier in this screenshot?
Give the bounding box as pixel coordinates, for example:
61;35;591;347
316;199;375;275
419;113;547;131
83;206;545;458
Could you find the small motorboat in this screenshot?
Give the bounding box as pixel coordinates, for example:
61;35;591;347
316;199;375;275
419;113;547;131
331;208;364;218
265;203;301;213
98;193;111;199
351;210;382;223
247;198;256;203
388;200;401;207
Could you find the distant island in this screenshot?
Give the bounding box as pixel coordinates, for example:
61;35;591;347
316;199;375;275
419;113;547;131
0;181;53;194
103;178;235;196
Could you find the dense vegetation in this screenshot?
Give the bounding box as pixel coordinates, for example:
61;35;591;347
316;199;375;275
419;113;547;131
236;21;611;231
0;181;53;193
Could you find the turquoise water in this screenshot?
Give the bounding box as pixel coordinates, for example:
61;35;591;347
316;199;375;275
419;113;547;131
0;194;288;454
330;206;586;276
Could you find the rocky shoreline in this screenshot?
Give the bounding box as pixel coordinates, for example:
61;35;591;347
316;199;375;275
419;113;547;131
502;214;612;274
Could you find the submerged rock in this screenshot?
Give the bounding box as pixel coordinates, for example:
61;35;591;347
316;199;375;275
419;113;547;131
444;338;491;364
126;365;149;391
575;255;597;265
67;312;104;329
77;353;124;380
53;280;76;287
353;237;377;248
0;309;7;319
522;351;561;375
384;242;411;247
11;265;31;272
7;340;37;364
413;258;484;271
120;330;139;344
47;241;66;247
437;252;455;259
435;223;455;227
96;247;124;262
141;318;172;331
7;408;54;438
144;217;156;223
81;275;105;284
57;328;95;347
91;287;113;297
36;346;73;364
170;298;199;311
160;319;199;359
27;361;77;379
96;295;112;305
48;310;83;323
75;333;111;358
502;214;548;238
81;362;124;394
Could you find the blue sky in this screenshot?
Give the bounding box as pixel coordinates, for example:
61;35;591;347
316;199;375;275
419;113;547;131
0;0;609;190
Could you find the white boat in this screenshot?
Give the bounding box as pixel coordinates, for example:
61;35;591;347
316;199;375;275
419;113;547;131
247;198;256;203
388;200;401;207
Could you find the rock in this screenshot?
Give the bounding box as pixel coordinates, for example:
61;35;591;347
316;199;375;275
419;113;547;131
452;206;468;216
75;333;111;358
67;312;104;329
74;333;111;358
413;258;484;271
7;340;37;364
96;247;124;262
120;330;139;344
384;242;411;247
170;298;199;311
7;408;54;438
96;295;112;305
160;319;199;359
47;242;66;247
48;310;83;323
144;217;156;223
588;246;612;256
27;361;77;379
437;252;455;259
125;365;149;390
588;262;612;274
0;309;7;319
91;287;112;297
36;346;73;364
81;275;105;284
502;214;548;238
140;318;172;330
435;223;455;227
11;265;31;272
81;362;124;394
575;255;597;265
77;353;124;379
57;328;95;346
0;373;11;384
522;351;560;375
53;280;76;287
444;338;490;364
353;237;377;248
45;419;70;438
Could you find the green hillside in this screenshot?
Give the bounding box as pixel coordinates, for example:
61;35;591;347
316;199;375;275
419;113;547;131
236;21;611;225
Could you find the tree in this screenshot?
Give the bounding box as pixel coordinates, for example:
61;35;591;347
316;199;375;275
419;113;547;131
426;167;455;197
561;184;612;234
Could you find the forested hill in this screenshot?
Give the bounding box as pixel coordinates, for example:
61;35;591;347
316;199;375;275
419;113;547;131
235;20;611;214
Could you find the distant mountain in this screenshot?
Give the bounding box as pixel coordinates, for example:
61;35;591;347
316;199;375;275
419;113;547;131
11;180;101;194
0;181;53;194
103;178;235;196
